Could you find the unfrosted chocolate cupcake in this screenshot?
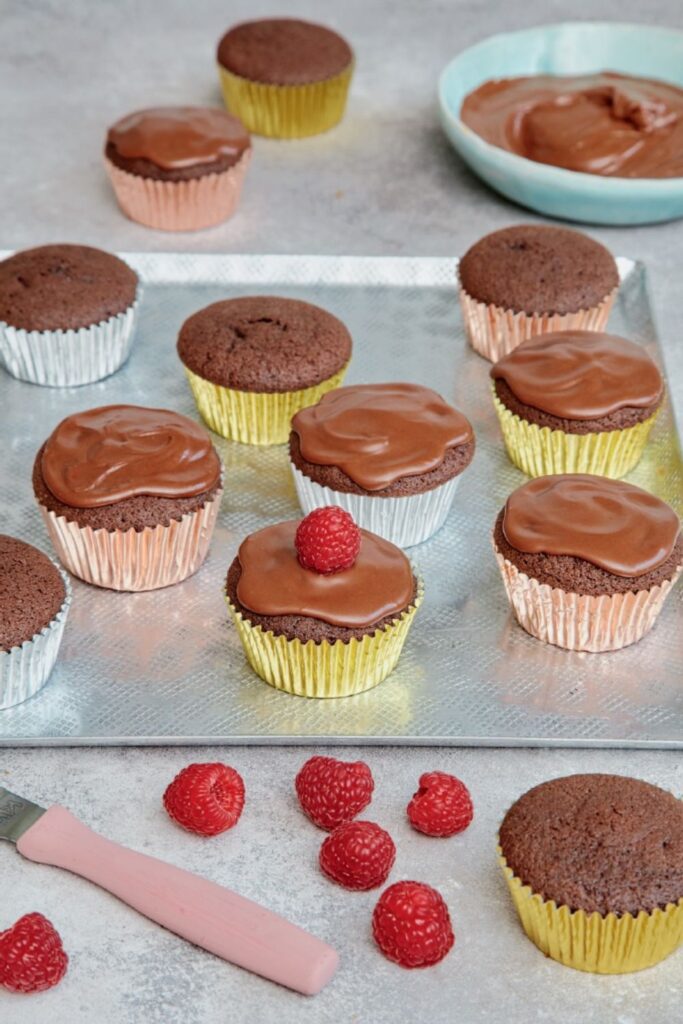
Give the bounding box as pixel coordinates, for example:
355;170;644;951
217;18;354;138
290;383;475;547
494;474;682;651
105;106;252;231
34;405;223;592
490;331;664;477
458;225;618;361
0;244;139;386
177;296;352;445
498;774;683;973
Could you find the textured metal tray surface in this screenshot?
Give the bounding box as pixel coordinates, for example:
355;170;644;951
0;253;681;748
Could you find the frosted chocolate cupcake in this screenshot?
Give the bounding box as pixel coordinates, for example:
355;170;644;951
458;225;618;361
34;405;222;591
290;383;475;546
105;106;252;231
0;535;71;709
178;296;352;444
226;508;422;697
217;18;354;138
491;331;664;477
0;244;139;386
498;774;683;973
494;474;682;651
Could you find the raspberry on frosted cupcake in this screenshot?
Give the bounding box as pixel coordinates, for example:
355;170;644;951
290;383;475;547
0;244;139;387
458;225;618;362
177;296;351;445
490;331;664;478
105;106;252;232
33;405;223;592
494;474;682;652
225;507;423;697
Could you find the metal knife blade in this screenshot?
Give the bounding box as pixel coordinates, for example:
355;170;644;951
0;787;46;843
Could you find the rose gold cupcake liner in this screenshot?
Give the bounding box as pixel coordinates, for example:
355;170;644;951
459;285;617;363
494;543;682;652
104;152;251;232
40;490;222;592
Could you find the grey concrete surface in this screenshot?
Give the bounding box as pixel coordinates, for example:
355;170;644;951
1;1;682;1022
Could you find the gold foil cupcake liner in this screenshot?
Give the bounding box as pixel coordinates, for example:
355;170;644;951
184;364;349;445
498;848;683;974
459;285;616;363
40;490;222;592
225;579;423;698
492;391;658;478
105;152;251;232
217;63;353;138
494;545;682;652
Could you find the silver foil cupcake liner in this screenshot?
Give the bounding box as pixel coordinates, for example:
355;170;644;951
291;463;461;547
39;489;222;592
0;295;139;387
0;566;72;710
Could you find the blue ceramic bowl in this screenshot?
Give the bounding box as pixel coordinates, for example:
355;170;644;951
439;22;683;225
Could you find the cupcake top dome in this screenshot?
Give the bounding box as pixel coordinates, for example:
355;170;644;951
217;18;353;85
0;536;66;652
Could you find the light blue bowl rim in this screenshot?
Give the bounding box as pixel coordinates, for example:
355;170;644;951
438;21;683;195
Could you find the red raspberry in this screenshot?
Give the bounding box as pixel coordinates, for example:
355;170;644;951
0;913;68;993
372;881;454;968
320;821;396;891
407;771;473;837
295;755;374;830
295;506;361;574
163;763;245;837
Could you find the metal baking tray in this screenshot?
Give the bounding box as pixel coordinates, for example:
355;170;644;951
1;253;681;747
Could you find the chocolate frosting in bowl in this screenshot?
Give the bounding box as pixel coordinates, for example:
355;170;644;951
41;405;221;508
461;72;683;178
502;475;680;577
235;522;415;628
491;331;663;419
107;107;251;170
291;383;473;491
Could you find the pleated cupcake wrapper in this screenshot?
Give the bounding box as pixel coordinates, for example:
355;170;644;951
492;391;659;479
291;463;461;548
104;152;251;232
498;847;683;974
217;63;353;139
459;285;616;363
40;489;222;592
0;567;72;710
184;364;349;445
494;544;682;652
226;579;423;698
0;297;139;387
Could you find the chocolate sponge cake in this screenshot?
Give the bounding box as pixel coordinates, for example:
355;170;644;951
0;536;66;652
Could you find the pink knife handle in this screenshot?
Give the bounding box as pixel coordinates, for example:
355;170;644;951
16;806;338;995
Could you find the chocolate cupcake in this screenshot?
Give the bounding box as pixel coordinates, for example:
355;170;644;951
458;225;618;361
0;244;139;386
105;106;252;231
0;535;72;709
498;774;683;973
34;405;223;591
290;383;475;547
226;508;422;697
494;474;682;651
217;18;354;138
177;296;352;445
491;331;664;477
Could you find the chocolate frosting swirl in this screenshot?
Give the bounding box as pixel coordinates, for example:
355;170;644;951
491;331;663;419
503;475;680;577
41;405;221;508
461;72;683;178
292;383;473;491
235;522;414;628
107;107;250;170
